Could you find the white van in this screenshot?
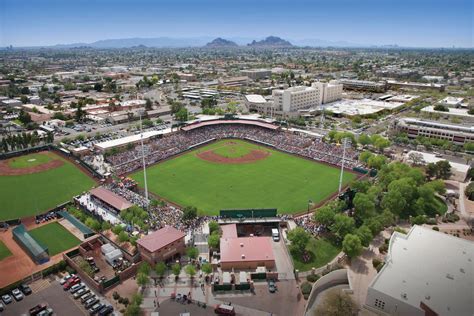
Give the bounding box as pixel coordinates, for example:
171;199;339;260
271;228;280;242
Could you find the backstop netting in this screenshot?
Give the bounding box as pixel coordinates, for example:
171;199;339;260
12;224;49;264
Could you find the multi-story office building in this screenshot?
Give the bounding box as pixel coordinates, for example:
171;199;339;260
241;69;271;80
320;81;343;103
336;79;387;92
393;118;474;145
272;84;323;113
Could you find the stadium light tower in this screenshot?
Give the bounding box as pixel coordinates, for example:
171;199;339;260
338;137;349;194
139;111;149;207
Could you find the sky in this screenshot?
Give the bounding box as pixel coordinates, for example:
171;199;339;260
0;0;472;48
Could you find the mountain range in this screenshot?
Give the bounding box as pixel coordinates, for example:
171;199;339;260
25;36;371;49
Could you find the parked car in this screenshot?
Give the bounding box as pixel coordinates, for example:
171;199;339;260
19;284;32;295
81;293;94;303
2;294;13;304
60;274;72;285
37;307;53;316
73;288;90;299
63;277;80;290
70;283;85;294
12;288;24;301
85;297;99;309
214;304;235;315
29;303;47;315
98;305;113;316
268;280;277;293
88;303;104;315
0;302;4;311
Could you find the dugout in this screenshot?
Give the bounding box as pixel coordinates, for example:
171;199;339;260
57;211;95;239
12;224;49;264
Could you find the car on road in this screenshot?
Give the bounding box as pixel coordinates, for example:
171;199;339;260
88;303;104;315
1;294;13;304
12;288;24;301
268;280;277;293
19;284;32;295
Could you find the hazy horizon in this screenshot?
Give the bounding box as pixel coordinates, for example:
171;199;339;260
1;0;473;48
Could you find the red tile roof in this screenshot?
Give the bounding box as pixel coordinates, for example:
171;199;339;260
221;224;238;239
90;187;133;211
220;236;275;263
137;226;185;252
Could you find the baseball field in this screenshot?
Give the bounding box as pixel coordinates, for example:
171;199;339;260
0;151;96;221
131;139;356;215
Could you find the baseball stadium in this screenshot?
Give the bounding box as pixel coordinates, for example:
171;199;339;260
107;118;363;215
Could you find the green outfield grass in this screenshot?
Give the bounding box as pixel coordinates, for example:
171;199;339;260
0;240;12;261
131;139;356;215
0;152;95;221
8;152;53;169
29;222;81;256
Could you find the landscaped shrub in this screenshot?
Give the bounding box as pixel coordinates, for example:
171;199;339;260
306;274;319;283
113;292;120;300
426;218;437;225
301;282;313;300
372;258;382;268
432;226;440;231
379;243;388;253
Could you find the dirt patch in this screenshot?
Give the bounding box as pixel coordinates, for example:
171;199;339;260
0;157;64;176
197;148;270;164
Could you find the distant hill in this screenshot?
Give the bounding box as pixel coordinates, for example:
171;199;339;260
205;38;238;48
247;36;293;48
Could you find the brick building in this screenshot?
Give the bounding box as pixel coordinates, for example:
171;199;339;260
137;226;186;265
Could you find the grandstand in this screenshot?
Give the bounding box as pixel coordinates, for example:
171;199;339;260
12;224;49;264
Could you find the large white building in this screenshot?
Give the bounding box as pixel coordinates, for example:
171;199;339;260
365;226;473;316
271;82;343;114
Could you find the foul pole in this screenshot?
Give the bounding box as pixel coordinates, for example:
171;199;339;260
338;138;348;194
139;112;149;206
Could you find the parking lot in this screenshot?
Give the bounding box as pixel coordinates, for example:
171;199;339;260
2;279;85;316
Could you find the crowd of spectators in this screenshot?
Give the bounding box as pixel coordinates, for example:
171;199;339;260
106;124;360;174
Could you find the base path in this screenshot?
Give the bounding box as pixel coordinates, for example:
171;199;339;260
196;149;270;164
0;158;64;176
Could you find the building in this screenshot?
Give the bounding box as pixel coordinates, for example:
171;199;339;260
176;72;196;81
244;94;273;115
1;99;22;108
322;98;404;117
137;226;186;265
394;118;474;145
387;80;445;92
336;79;387;92
272;84;323;113
89;187;133;214
219;224;275;270
241;69;272;80
319;81;343;104
365;226;473;316
218;76;249;87
421;106;474;122
404;150;470;181
438;97;465;108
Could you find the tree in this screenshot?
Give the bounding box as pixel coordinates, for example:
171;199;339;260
342;234;363;258
85;218;101;231
186;247;199;260
208;221;220;234
287;227;310;256
371;135;391;152
367;155;386;170
359;151;373;163
172;263;181;278
330;214;355;241
356;225;373;247
101;221;112;231
435;160;451;179
138;262;151;275
118;231;129;243
155;262;167;278
75;105;86;122
358;134;372;146
18;110;32;125
202;263;212;275
208;233;220;249
314;291;358;316
94;82;103;92
353;193;375;222
145;98;153;110
182;206;197;222
314;206;336;226
136;272;149;288
465;182;474;201
381;189;407;217
407;152;425;166
185;264;196;278
175;107;188;122
426;163;438;179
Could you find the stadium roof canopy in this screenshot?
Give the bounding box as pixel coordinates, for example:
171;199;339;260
94;129;172;151
90;187;133;211
182;119;278;131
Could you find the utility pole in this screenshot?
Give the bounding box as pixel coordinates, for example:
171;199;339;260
338;138;348;194
139;111;149;207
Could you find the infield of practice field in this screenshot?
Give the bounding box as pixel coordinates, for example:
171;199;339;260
131;139;356;215
0;152;95;221
28;222;81;256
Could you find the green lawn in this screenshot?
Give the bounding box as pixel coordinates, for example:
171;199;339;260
291;237;341;272
0;240;12;261
0;152;95;221
131;139;356;215
8;153;53;169
212;142;253;158
29;222;81;256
